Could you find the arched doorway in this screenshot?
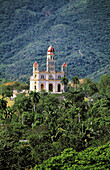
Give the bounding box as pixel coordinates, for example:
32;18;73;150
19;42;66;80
41;84;44;91
58;84;61;92
49;84;53;92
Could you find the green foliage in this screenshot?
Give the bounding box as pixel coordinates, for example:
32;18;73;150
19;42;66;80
83;78;99;97
0;123;33;169
61;77;68;86
0;81;29;97
35;142;110;169
72;76;79;90
61;76;69;92
0;78;8;84
98;74;110;97
29;91;40;112
0;76;110;169
2;85;13;97
13;81;29;91
65;90;84;105
0;97;7;110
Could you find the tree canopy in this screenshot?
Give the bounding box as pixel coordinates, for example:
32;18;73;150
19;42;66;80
0;74;110;169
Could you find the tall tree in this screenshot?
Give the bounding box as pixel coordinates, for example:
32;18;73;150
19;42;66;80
72;76;79;91
0;97;7;110
2;85;13;97
13;93;33;123
83;78;98;97
61;77;68;92
29;91;40;112
5;106;14;119
98;74;110;97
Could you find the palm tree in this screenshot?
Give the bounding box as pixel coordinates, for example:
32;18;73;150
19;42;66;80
4;106;14;120
0;97;7;110
61;77;68;92
17;103;23;121
29;91;40;112
76;107;82;123
72;76;79;91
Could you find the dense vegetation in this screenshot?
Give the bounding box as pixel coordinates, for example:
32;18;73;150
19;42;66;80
0;74;110;169
35;143;110;169
0;81;29;97
0;0;110;82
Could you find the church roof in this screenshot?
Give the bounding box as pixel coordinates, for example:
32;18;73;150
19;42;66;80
63;62;67;67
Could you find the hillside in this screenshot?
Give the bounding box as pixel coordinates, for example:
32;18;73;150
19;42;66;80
0;0;110;82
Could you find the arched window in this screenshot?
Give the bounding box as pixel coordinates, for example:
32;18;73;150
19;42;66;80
58;84;61;92
58;75;61;80
49;84;53;92
35;75;36;78
41;75;44;79
35;67;38;71
41;84;44;90
49;75;53;80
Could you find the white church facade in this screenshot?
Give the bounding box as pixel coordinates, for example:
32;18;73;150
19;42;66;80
30;45;67;93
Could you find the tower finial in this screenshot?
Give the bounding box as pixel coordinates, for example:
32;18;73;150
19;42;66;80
50;43;52;46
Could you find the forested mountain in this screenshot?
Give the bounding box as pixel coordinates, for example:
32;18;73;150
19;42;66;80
0;0;110;82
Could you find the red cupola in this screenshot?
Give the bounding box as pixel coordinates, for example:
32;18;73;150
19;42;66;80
47;45;55;53
63;62;67;67
33;61;38;66
47;45;55;56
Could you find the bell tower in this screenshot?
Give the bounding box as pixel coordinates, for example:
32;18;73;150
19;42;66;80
46;45;55;72
33;61;39;79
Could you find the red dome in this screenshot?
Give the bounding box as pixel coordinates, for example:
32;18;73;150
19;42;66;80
63;62;67;67
47;46;55;53
34;62;38;66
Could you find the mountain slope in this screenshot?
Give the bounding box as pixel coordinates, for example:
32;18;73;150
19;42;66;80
0;0;110;82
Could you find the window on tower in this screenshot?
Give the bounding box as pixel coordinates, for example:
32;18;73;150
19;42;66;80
49;75;53;80
58;75;61;80
41;75;44;79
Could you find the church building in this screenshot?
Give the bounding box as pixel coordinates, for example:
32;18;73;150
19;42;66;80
30;45;67;93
